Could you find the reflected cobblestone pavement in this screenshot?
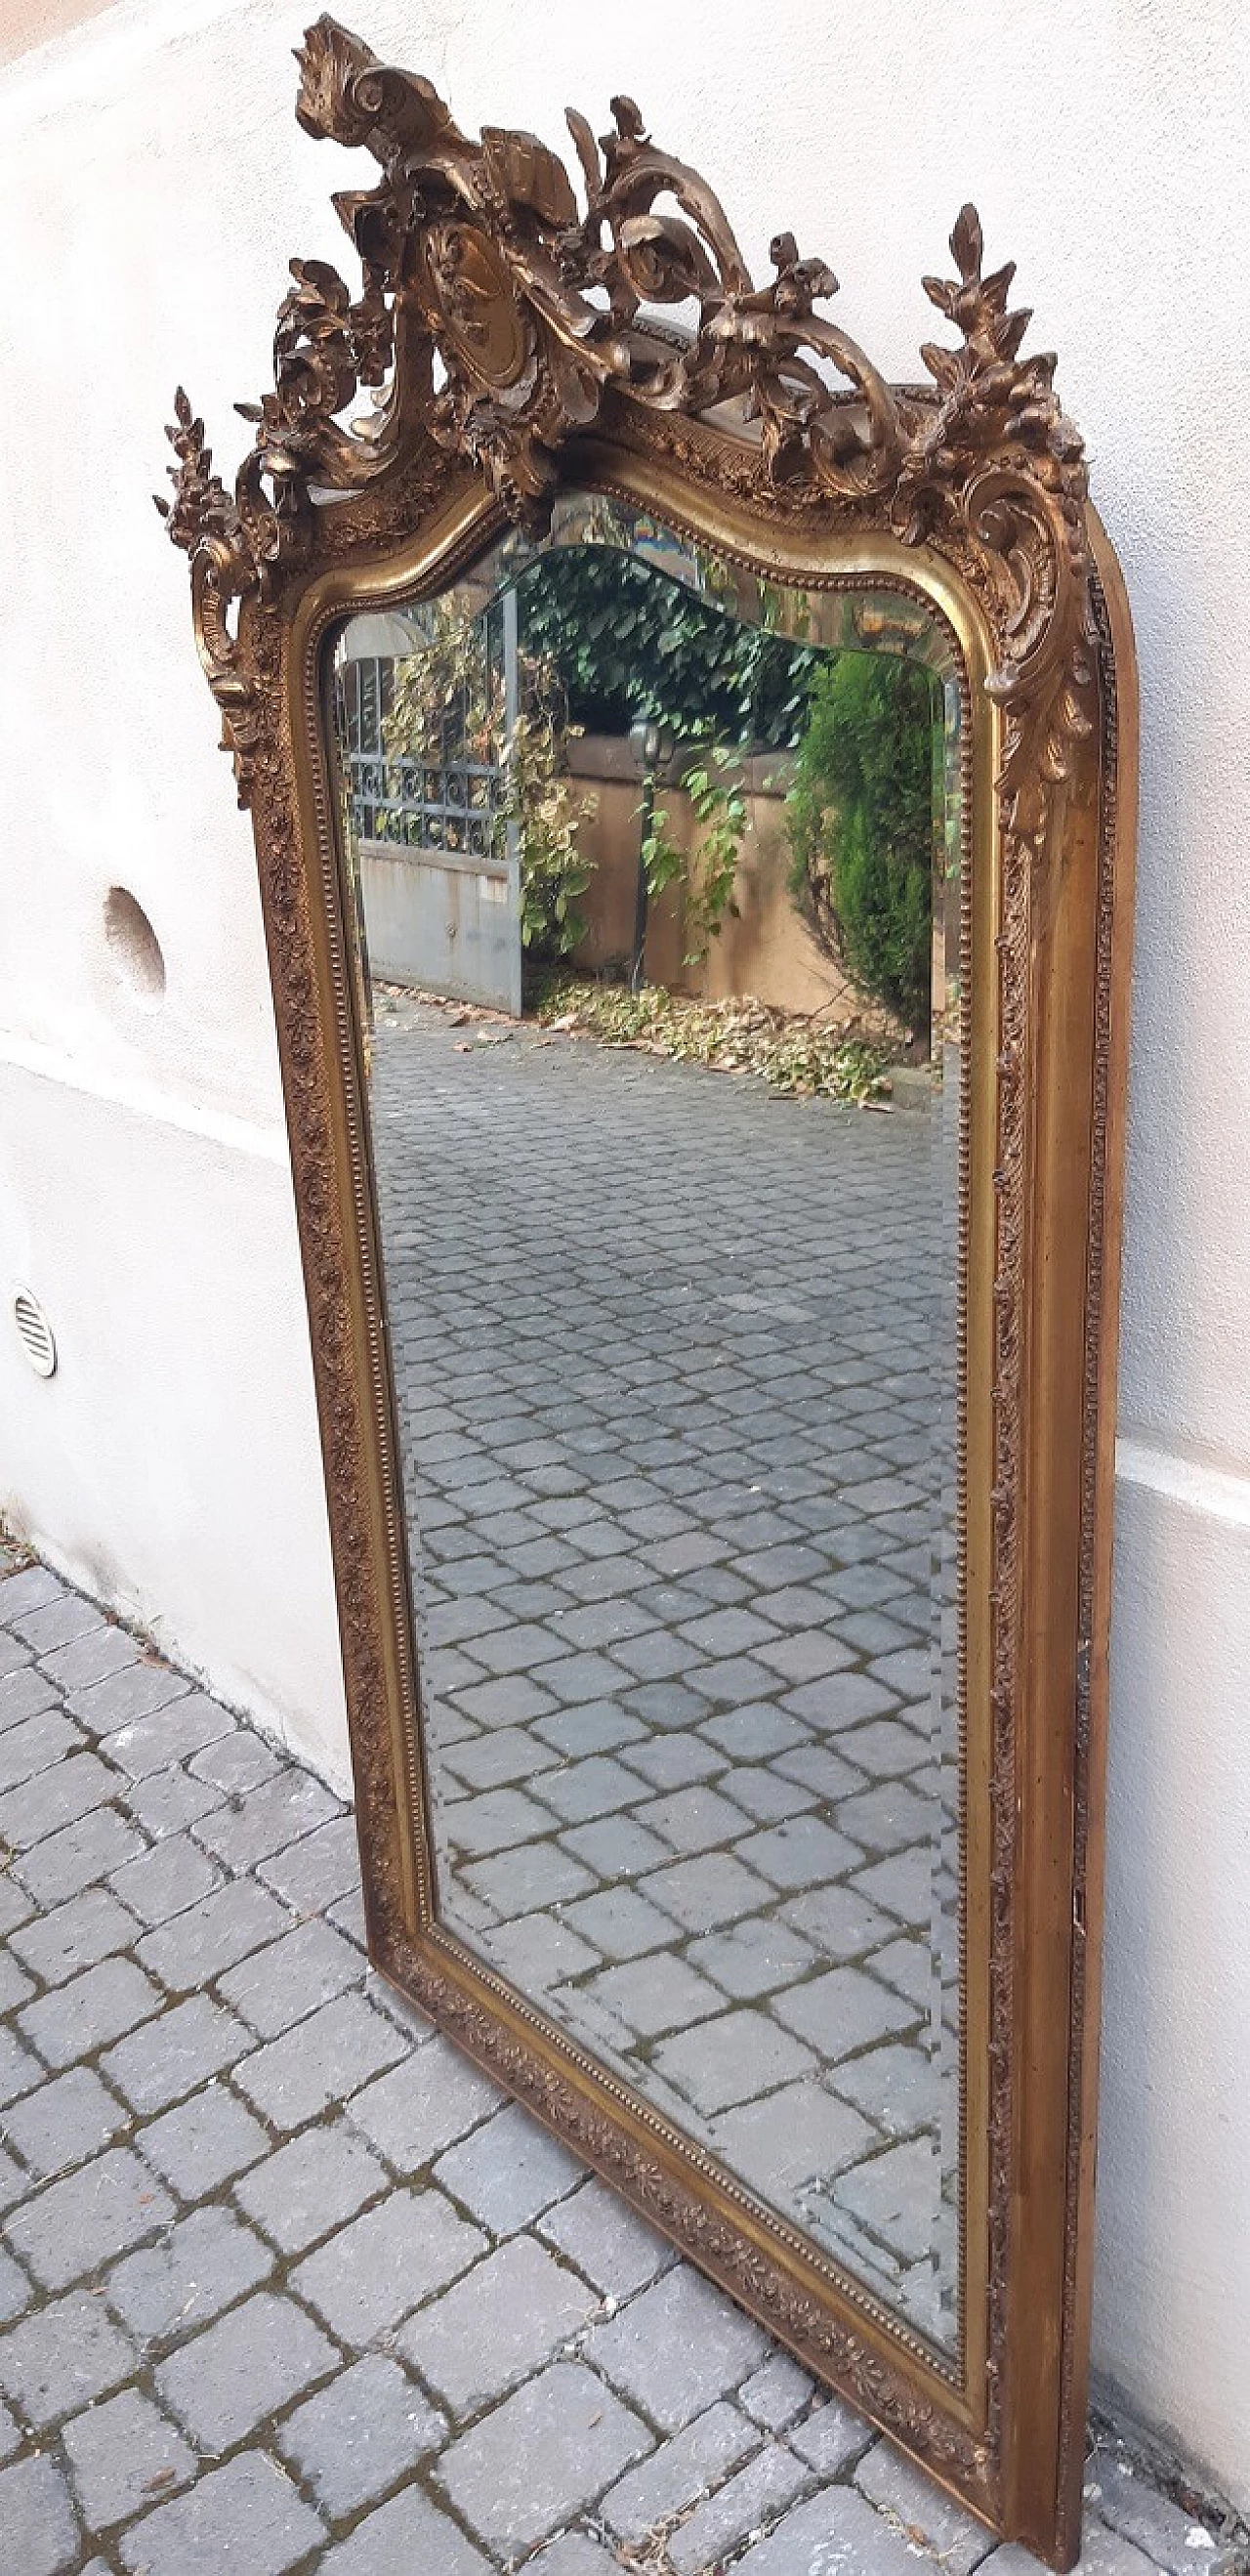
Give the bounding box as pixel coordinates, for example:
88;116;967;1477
372;1003;958;2342
0;1544;1239;2573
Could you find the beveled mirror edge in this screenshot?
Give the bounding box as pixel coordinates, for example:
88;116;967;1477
287;482;999;2473
154;22;1141;2555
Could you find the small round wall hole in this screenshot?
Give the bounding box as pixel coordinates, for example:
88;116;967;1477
104;887;166;999
14;1289;57;1378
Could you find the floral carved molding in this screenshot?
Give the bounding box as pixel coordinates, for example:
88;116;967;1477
158;12;1094;835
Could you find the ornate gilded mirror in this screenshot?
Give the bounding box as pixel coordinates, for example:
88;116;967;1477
158;21;1138;2562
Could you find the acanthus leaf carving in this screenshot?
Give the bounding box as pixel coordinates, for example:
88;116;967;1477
894;201;1094;835
161;20;1093;864
156;388;263;802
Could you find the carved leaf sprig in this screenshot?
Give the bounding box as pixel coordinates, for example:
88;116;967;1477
153;388;243;558
893;203;1094;831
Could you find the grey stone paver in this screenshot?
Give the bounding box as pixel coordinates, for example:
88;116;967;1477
124;1766;226;1838
12;1595;102;1656
232;1988;406;2131
737;2482;935;2574
789;2390;875;2474
136;2078;270;2197
190;1730;282;1794
0;1533;1229;2576
0;2139;23;2209
9;1895;139;1988
537;2174;670;2299
106;2204;274;2344
18;1955;163;2070
0;1877;34;1938
855;2436;996;2571
320;2482;490;2574
99;1693;233;1780
742;2351;815;2431
0;2024;42;2107
0;1753;116;1851
0;1949;34;2014
397;2233;597;2413
276;2350;445;2516
233;2118;388;2255
1;2064;127;2178
38;1623;138;1695
117;2451;324;2574
0;2450;81;2575
62;2386;196;2530
528;2540;620;2575
64;1660;189;1736
102;1993;250;2115
291;2187;484;2344
586;2261;769;2432
5;2146;176;2290
668;2438;813;2572
106;1832;223;1925
257;1810;361;1911
1084;2446;1229;2576
0;1665;59;1731
438;2358;650;2554
343;2031;498;2169
0;1565;63;1618
191;1764;340;1870
0;1710;83;1794
0;2286;138;2424
0;2245;31;2325
993;2536;1162;2576
136;1879;292;1992
433;2097;583;2234
215;1918;363;2038
154;2287;338;2452
601;2399;760;2542
17;1806;146;1908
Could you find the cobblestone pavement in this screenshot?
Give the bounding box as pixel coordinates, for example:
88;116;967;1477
371;1002;959;2344
0;1546;1242;2576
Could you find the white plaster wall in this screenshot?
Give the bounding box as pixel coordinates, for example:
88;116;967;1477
1;0;1247;2509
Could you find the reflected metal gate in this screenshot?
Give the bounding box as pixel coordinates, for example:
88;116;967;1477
337;594;522;1015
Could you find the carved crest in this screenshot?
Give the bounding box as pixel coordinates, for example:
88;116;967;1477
159;13;1092;827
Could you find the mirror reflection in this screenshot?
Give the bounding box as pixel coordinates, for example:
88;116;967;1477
330;500;963;2350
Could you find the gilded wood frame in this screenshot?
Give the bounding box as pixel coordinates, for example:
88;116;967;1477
157;21;1138;2562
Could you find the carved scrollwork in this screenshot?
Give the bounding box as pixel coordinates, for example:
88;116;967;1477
160;15;1093;844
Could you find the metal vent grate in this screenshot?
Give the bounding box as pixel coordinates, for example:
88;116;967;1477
14;1290;57;1378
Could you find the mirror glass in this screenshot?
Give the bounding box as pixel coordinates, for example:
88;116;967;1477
328;497;964;2351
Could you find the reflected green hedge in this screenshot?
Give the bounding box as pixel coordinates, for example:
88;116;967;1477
785;653;938;1033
